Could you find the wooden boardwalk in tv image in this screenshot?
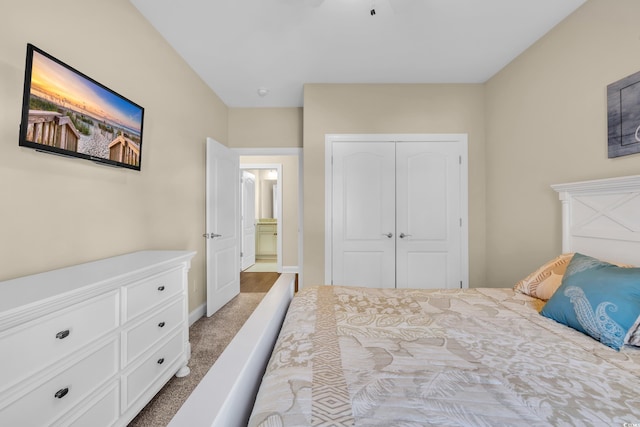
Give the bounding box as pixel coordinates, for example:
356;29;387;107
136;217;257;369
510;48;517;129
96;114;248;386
26;109;140;167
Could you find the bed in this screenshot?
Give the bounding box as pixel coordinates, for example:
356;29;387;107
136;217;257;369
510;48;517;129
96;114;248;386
169;175;640;427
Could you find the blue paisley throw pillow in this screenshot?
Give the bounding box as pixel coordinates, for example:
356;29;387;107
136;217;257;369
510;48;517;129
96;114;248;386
540;253;640;351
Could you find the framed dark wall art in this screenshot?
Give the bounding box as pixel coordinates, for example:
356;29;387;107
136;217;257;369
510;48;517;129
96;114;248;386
607;70;640;158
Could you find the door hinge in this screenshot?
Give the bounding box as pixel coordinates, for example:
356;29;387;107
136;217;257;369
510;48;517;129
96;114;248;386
459;155;462;165
459;218;462;227
460;280;463;287
240;251;243;257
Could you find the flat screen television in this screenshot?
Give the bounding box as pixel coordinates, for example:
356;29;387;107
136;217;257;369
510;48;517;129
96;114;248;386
19;44;144;170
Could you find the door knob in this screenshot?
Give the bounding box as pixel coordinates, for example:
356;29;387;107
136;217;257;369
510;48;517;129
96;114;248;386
399;233;411;238
203;233;223;239
382;232;393;238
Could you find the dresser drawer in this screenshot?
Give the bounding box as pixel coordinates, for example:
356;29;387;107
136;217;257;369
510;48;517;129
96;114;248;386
0;339;118;427
56;382;119;427
124;331;184;408
0;291;119;390
123;298;185;366
123;268;183;321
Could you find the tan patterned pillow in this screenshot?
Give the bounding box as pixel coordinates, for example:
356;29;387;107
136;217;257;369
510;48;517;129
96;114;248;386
513;253;574;300
514;253;635;301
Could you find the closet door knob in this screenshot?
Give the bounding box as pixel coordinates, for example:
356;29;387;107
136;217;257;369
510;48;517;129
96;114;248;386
158;321;165;328
157;285;165;291
382;232;393;238
399;233;411;239
157;358;165;365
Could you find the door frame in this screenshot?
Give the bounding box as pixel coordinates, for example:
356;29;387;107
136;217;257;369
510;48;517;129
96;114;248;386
233;147;304;285
324;133;469;287
240;163;283;273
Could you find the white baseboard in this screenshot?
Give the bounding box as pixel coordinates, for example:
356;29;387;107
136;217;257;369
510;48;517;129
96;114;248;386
282;265;299;274
189;302;206;326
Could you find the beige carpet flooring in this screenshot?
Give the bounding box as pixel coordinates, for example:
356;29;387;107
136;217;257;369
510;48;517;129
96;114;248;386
128;291;266;426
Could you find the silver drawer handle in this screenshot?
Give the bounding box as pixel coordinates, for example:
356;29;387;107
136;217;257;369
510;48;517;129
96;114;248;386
157;358;165;365
157;285;165;291
158;321;166;328
56;330;70;340
54;387;69;399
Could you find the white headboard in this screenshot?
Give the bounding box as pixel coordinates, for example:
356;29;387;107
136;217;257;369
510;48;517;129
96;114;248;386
551;175;640;267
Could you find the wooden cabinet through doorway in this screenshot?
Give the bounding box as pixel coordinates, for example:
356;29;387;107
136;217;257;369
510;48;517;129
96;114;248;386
256;223;277;259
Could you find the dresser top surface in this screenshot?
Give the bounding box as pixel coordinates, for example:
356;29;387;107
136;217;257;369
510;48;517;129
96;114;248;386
0;250;196;314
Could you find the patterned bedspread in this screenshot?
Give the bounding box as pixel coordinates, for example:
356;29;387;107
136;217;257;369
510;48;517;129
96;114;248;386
248;286;640;427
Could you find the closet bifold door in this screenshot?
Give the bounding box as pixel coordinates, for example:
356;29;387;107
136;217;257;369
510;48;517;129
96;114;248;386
331;141;396;288
395;142;462;289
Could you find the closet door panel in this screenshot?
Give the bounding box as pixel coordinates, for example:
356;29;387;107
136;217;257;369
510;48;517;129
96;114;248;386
406;252;448;289
341;252;389;287
332;142;395;288
396;142;461;289
404;150;448;240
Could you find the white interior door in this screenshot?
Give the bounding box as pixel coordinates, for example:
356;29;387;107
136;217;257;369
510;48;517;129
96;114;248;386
395;142;462;289
206;137;240;316
241;171;256;271
331;142;396;288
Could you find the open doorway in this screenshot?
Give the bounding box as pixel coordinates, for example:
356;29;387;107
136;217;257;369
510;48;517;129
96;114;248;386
234;147;303;287
240;164;282;273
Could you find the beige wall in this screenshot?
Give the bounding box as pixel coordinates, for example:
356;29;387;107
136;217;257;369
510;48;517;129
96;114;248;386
228;108;303;148
302;84;486;287
0;0;228;312
484;0;640;287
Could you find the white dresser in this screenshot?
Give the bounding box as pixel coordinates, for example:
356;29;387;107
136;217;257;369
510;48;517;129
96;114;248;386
0;250;196;427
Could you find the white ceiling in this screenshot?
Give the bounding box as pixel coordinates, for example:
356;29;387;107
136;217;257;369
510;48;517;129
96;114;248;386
130;0;586;108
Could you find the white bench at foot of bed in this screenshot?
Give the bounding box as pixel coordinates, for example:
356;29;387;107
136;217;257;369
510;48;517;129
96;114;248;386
168;273;296;427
